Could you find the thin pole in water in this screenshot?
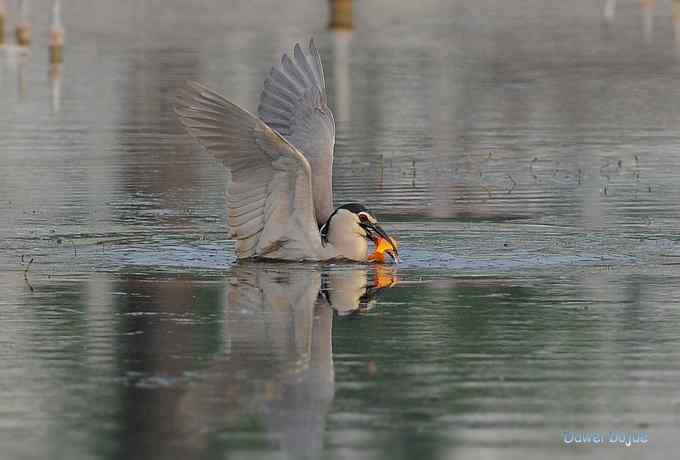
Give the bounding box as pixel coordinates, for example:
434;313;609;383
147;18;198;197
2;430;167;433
0;0;6;47
16;0;31;47
328;0;353;31
50;0;64;63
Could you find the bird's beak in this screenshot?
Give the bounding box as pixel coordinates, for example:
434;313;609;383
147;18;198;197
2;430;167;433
361;222;400;263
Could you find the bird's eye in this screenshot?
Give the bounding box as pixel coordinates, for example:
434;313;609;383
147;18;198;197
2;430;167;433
358;212;369;222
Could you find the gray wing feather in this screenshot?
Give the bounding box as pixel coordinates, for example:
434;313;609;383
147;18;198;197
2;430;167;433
175;81;323;260
257;39;336;226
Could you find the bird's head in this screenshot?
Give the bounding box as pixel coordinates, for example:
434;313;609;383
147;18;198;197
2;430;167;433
321;203;399;263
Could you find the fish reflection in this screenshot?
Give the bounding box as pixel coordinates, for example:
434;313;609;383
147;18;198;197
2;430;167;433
323;265;397;316
178;265;397;459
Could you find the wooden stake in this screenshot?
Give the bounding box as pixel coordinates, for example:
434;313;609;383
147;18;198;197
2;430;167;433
16;0;31;47
0;0;6;47
49;1;64;63
329;0;353;31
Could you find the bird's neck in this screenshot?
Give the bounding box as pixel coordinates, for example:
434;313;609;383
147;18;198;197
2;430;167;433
324;212;368;262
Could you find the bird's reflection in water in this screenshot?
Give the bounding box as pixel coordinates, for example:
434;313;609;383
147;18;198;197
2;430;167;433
178;265;397;459
322;265;397;317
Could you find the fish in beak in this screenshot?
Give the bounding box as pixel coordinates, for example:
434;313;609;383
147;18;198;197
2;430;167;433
361;222;400;263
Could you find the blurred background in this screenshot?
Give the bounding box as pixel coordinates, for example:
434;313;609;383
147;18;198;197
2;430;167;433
2;1;680;459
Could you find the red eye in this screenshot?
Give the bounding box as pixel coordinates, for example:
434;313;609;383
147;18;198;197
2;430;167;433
358;213;369;222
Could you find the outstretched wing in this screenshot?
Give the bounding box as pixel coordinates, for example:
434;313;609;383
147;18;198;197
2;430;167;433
175;81;323;260
257;39;336;227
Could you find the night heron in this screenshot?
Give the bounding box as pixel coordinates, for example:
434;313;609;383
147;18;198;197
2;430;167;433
175;39;398;262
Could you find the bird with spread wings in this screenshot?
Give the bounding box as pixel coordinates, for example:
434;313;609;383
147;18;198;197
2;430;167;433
175;39;398;262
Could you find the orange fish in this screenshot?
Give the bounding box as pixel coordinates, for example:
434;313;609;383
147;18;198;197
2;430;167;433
368;236;400;263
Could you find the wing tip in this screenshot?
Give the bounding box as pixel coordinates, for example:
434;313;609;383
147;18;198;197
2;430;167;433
308;37;320;62
308;37;325;91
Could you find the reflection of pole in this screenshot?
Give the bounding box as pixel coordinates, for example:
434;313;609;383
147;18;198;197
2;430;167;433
50;63;62;112
431;48;455;218
18;53;28;98
674;0;680;60
50;1;64;64
16;0;31;47
0;0;6;47
603;0;616;23
332;30;351;123
328;0;353;31
641;0;655;44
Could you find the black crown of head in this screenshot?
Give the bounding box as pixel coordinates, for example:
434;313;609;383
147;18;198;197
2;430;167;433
337;203;369;214
320;203;370;242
